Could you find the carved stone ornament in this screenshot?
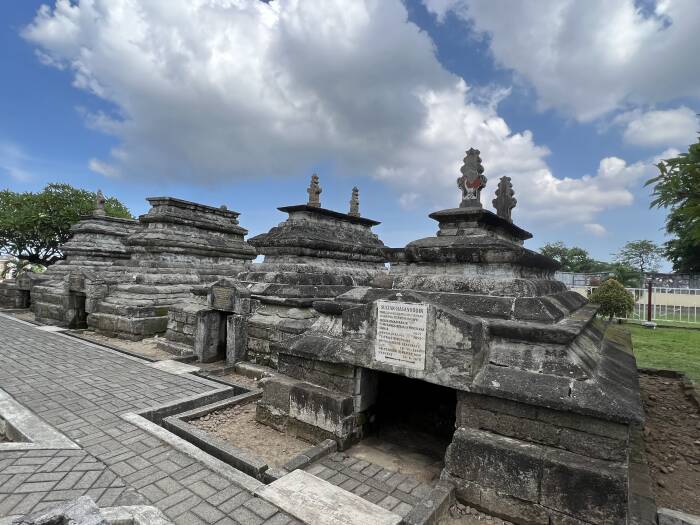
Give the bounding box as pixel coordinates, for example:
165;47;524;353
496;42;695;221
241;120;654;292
492;176;517;222
307;174;322;208
457;148;487;208
349;187;360;217
94;189;106;217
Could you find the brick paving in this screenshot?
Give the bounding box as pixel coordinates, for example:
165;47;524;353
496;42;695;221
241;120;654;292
304;452;434;519
0;314;299;524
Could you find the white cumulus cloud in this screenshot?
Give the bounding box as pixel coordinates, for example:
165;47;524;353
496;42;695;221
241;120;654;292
584;223;607;237
22;0;650;228
424;0;700;121
616;106;698;148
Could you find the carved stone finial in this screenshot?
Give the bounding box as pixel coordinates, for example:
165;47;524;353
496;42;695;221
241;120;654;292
220;204;228;211
94;189;106;217
307;174;322;208
457;148;487;208
348;187;360;217
492;176;517;222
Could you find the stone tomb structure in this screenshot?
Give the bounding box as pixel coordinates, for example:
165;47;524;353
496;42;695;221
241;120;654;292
159;178;388;365
86;197;256;339
0;191;136;317
256;149;644;524
30;196;137;327
237;178;388;367
0;273;32;310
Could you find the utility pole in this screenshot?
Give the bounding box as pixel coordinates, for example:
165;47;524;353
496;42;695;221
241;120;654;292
643;279;656;329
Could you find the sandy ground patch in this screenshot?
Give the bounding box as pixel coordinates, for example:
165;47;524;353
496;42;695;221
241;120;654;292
640;372;700;515
190;402;312;468
75;331;175;360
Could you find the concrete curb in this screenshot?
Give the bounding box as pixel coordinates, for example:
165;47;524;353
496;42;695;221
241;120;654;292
121;411;264;494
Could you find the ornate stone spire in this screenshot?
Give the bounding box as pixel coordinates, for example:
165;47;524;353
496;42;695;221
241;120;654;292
492;176;517;222
94;189;106;217
457;148;487;208
307;174;322;208
348;187;360;217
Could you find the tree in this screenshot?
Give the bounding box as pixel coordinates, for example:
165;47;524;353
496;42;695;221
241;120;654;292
646;136;700;272
609;263;642;288
0;184;132;266
589;279;635;320
614;240;664;275
540;242;595;272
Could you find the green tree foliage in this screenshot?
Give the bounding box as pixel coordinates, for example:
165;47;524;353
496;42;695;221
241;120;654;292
646;136;700;272
614;240;664;275
609;263;642;288
540;241;594;272
0;184;132;266
539;241;613;273
589;279;635;320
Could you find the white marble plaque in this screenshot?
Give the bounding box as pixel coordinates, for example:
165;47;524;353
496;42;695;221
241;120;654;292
374;300;428;371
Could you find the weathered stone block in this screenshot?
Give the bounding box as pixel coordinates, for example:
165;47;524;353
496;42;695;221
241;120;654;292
540;448;627;524
259;375;302;412
558;427;627;462
255;403;288;432
278;354;356;395
225;313;247;363
443;427;542;503
289;382;355;438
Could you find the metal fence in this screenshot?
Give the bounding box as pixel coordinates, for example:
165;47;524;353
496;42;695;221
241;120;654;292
572;286;700;324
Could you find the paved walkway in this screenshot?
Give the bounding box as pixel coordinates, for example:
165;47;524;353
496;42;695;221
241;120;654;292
305;453;434;519
0;314;297;524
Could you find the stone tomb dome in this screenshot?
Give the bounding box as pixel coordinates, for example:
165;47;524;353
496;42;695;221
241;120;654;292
256;148;644;525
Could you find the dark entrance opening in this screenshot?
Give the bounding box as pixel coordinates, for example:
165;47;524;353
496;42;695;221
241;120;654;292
68;293;88;329
369;371;457;464
200;311;228;363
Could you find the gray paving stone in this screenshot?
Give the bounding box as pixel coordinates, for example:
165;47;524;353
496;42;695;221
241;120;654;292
377;494;400;511
230;506;264;525
190;480;218;499
245;497;279;519
0;315;285;521
192;500;225;522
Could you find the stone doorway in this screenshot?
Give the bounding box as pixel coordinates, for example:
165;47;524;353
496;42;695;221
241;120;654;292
372;371;456;455
348;371;457;481
68;292;88;329
195;309;247;364
197;310;228;363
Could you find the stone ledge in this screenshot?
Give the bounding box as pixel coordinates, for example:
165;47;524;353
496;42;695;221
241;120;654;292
255;469;402;525
0;387;80;451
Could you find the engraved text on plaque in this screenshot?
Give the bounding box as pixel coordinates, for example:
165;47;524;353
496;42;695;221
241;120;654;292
211;286;233;310
374;300;428;371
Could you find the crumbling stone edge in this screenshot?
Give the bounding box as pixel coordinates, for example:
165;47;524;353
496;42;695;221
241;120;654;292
402;480;455;525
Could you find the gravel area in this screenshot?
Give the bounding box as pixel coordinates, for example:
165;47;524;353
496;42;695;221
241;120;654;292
190;402;313;468
5;309;36;322
640;372;700;515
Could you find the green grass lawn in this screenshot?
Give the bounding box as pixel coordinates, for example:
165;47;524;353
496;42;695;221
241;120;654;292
626;323;700;381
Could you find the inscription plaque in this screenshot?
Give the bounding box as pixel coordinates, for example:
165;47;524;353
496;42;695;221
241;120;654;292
374;300;428;371
210;286;233;310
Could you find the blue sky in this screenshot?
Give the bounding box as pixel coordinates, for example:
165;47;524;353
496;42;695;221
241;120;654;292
2;1;699;270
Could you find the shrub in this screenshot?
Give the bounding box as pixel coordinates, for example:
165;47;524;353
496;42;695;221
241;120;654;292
589;278;635;320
